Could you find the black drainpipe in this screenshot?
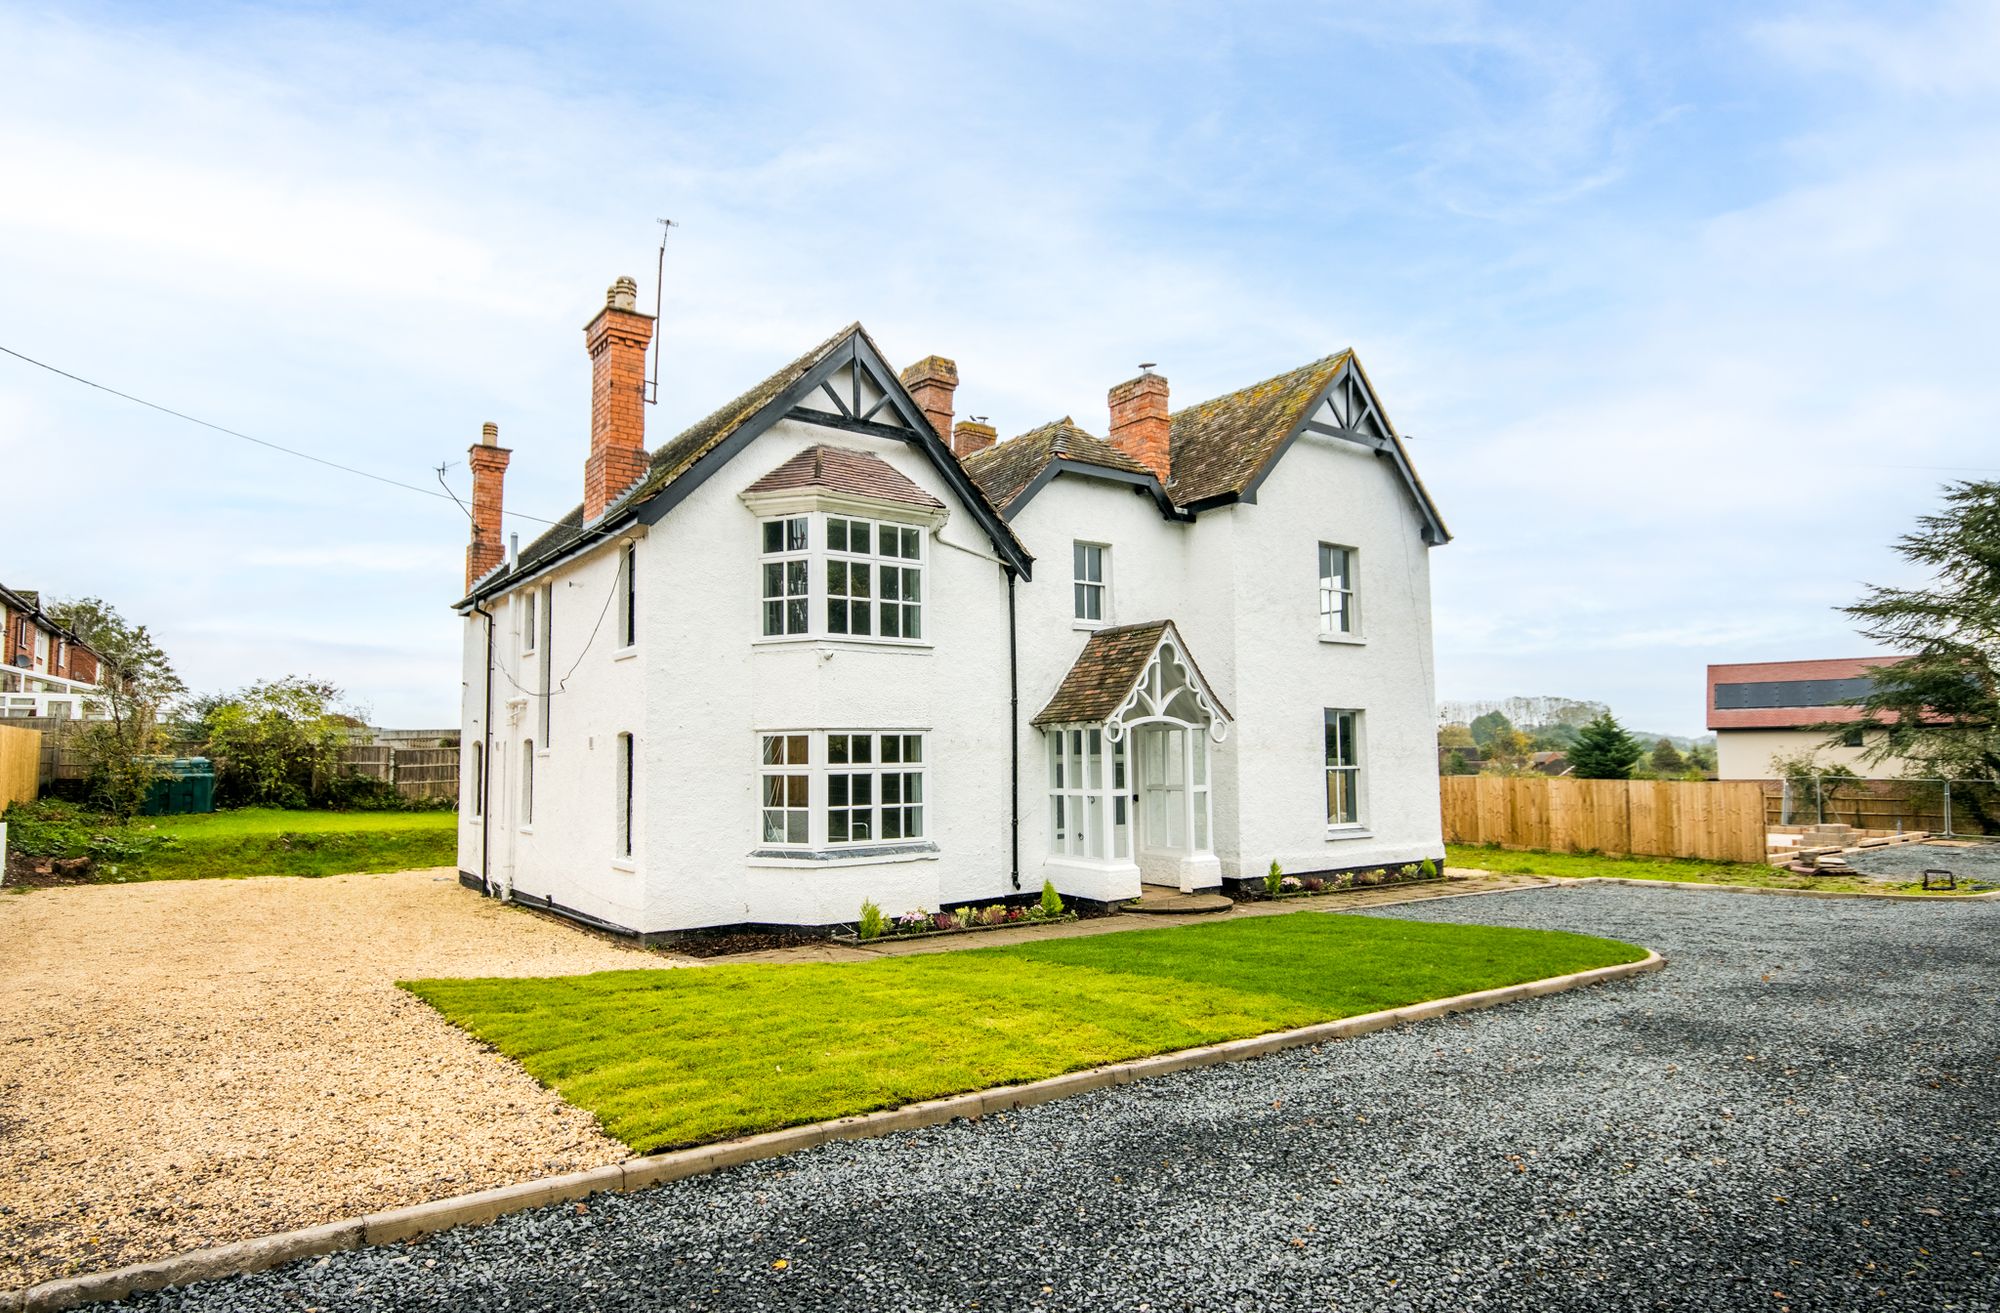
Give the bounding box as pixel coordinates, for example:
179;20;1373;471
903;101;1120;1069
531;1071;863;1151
1007;567;1020;891
471;598;495;895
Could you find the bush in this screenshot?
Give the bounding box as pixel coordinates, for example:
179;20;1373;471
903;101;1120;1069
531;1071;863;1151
0;800;177;865
1039;879;1065;918
1420;858;1439;878
857;899;886;940
1264;860;1283;896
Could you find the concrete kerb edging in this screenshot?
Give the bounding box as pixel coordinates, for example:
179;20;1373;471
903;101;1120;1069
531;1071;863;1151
6;949;1663;1312
1564;875;2000;903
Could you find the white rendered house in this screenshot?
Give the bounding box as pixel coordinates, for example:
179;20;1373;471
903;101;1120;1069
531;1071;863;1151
454;276;1450;938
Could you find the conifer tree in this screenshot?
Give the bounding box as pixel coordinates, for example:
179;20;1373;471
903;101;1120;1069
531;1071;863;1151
1569;712;1644;779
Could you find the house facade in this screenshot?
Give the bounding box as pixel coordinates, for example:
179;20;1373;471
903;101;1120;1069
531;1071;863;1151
453;277;1449;938
1707;656;1913;779
1;583;104;719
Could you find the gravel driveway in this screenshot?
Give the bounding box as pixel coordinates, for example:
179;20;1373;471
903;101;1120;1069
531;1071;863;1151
0;870;669;1288
124;883;1997;1312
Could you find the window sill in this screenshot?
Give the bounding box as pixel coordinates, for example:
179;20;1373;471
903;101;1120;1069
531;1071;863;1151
747;841;940;869
1318;632;1367;646
1072;619;1108;631
1324;826;1374;841
518;826;535;836
612;647;638;662
610;858;638;873
751;637;935;654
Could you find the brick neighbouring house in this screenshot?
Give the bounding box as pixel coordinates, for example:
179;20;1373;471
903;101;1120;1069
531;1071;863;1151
0;582;106;719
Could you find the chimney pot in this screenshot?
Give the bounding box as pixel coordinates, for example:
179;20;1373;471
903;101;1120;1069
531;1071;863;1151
898;355;958;442
464;424;514;590
1107;371;1171;484
583;275;657;521
951;418;997;459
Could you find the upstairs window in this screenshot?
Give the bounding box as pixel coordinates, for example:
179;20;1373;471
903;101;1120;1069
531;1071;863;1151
1073;542;1107;624
761;517;810;637
758;513;924;642
521;590;538;655
1319;544;1357;636
537;585;553;745
618;543;638;649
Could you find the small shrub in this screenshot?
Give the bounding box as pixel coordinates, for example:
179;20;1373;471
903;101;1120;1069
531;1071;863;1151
932;912;956;932
1006;907;1027;922
1264;860;1283;897
1301;875;1325;893
857;899;886;940
1357;869;1383;886
1039;879;1065;918
979;904;1009;926
894;910;931;934
954;905;977;929
1420;858;1439;878
1279;875;1302;893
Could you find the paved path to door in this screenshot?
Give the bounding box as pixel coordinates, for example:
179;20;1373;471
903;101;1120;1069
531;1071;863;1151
127;884;1999;1311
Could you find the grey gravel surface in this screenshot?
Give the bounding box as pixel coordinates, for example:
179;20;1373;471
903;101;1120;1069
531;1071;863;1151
1846;838;2000;884
128;885;1998;1312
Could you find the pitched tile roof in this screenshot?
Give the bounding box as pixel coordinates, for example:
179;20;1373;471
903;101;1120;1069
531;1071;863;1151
1034;621;1170;726
744;444;944;509
960;418;1152;511
1166;351;1352;506
498;323;869;584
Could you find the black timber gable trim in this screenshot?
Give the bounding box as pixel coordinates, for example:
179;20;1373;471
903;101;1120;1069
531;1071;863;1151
1002;458;1191;522
1235;358;1451;545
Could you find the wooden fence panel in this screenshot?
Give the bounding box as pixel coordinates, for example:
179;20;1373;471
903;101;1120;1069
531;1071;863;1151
0;724;41;809
1441;776;1765;863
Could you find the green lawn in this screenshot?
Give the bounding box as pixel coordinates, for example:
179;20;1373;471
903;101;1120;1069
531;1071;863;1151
405;912;1647;1153
1446;843;1961;895
4;802;457;884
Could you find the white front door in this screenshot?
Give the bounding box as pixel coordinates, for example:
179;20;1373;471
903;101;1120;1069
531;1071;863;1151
1133;723;1219;891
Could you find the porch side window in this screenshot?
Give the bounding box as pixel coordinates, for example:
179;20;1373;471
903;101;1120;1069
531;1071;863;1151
1047;727;1127;860
1073;542;1107;624
828;731;925;844
1319;544;1356;635
760;734;810;844
761;517;810;637
1325;709;1361;826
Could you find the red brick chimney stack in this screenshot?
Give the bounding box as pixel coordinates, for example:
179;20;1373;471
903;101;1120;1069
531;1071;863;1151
583;275;656;522
465;421;512;590
951;418;997;459
1108;368;1170;484
899;355;957;442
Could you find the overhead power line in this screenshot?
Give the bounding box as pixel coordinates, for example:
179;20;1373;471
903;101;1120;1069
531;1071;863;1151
0;343;560;525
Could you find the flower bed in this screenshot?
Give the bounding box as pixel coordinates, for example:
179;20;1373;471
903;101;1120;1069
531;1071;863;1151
845;880;1077;944
1255;860;1444;901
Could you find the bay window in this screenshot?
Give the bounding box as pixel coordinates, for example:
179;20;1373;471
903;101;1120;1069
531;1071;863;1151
757;730;927;850
756;512;925;642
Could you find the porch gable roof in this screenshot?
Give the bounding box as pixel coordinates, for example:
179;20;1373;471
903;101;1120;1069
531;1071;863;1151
1033;619;1231;727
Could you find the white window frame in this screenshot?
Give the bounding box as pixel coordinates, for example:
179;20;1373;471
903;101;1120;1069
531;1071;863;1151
756;730;929;850
1047;725;1128;862
753;509;929;646
1073;541;1108;627
760;516;812;638
1319;543;1359;639
1324;709;1363;830
520;590;538;657
617;543;638;652
536;585;553;746
519;738;536;830
615;731;635;860
467;741;484;818
759;733;812;846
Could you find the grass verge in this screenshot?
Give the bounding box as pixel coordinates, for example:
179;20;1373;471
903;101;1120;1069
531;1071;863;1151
405;912;1647;1153
2;802;457;885
1445;843;1969;895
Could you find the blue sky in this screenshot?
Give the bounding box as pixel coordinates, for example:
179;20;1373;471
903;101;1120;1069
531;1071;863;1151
1;1;1994;732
